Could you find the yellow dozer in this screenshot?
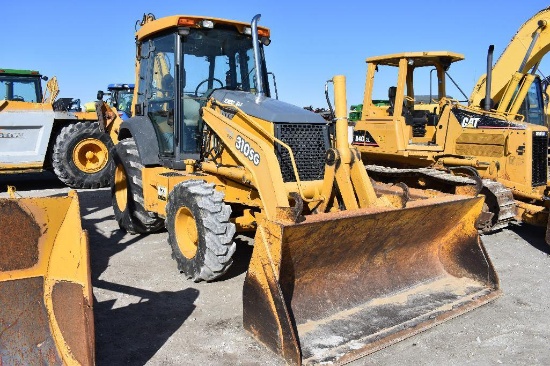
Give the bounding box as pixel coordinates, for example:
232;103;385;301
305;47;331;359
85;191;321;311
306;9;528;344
0;189;94;365
352;10;550;244
110;13;500;364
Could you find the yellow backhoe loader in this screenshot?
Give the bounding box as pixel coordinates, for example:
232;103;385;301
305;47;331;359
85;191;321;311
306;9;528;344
352;7;550;244
0;189;94;365
110;13;500;364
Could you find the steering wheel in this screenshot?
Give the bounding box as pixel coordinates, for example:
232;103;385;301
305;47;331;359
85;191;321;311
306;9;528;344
12;95;25;101
194;78;223;96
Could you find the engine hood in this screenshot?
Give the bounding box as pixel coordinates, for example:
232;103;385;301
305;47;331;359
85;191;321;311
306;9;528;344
210;90;327;124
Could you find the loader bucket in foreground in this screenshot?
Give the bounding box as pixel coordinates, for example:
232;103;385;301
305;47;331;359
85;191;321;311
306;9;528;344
244;195;500;365
0;191;94;365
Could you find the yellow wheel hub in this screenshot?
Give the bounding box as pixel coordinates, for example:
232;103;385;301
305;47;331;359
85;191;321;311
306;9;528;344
72;138;109;173
175;207;199;259
114;164;128;212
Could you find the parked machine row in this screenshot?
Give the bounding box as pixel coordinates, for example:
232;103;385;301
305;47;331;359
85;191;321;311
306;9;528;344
5;7;550;366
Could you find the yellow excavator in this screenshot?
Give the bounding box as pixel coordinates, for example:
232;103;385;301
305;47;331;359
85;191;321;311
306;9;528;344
469;6;550;117
352;7;550;243
107;13;500;364
0;189;94;365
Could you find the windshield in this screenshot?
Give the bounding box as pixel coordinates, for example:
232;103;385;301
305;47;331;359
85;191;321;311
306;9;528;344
183;27;265;97
112;89;133;116
0;75;41;102
517;78;545;126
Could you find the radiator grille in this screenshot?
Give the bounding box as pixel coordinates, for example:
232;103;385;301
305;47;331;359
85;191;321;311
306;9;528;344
275;123;330;182
532;132;548;187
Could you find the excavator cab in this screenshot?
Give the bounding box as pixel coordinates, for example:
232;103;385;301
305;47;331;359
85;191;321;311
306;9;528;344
508;75;546;126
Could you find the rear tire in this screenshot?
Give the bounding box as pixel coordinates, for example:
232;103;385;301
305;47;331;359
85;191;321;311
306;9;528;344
52;121;114;188
111;138;164;234
165;180;236;282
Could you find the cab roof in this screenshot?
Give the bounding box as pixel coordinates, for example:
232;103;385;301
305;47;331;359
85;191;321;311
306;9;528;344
366;51;465;67
107;83;135;89
135;15;270;41
0;68;41;76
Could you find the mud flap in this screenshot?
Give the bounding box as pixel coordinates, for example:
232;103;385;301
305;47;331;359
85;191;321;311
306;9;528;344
0;191;94;365
243;195;500;365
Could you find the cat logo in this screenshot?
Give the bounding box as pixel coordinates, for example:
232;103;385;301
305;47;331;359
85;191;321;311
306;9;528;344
461;117;480;128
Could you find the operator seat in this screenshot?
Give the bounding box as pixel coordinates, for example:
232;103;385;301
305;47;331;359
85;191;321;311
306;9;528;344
387;86;429;138
387;86;397;116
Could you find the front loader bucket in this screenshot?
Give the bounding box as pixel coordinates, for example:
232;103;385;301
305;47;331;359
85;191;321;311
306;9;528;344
0;191;94;365
244;195;500;365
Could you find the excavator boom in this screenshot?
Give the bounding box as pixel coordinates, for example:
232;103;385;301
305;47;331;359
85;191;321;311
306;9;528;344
470;7;550;108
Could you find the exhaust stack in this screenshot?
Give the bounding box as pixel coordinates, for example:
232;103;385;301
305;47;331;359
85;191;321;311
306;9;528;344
484;45;495;111
251;14;265;101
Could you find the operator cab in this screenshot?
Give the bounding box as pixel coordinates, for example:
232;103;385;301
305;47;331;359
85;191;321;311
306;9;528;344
107;83;134;120
133;16;271;168
0;69;43;103
359;52;465;146
514;77;546;127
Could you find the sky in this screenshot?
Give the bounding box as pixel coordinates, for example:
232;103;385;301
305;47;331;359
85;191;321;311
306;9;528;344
2;1;550;109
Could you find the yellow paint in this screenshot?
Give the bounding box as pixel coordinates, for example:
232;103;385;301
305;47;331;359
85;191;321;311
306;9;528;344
0;191;93;365
470;7;550;107
354;51;550;234
72;138;109;173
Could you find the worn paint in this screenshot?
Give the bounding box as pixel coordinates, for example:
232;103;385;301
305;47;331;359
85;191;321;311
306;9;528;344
0;193;94;365
243;194;500;365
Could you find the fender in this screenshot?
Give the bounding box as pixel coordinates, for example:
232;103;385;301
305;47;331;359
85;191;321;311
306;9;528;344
118;116;161;166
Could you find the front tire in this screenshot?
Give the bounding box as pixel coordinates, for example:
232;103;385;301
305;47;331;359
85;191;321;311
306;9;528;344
111;138;164;234
166;180;236;282
52;121;114;188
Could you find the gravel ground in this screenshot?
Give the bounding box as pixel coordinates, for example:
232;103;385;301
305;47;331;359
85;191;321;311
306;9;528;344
2;173;549;365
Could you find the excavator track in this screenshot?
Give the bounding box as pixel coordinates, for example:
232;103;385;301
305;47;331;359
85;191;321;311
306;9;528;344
365;164;516;232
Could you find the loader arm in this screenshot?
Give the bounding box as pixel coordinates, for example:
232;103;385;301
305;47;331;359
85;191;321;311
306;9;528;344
42;76;59;104
241;76;499;366
201;102;295;221
470;7;550;108
94;100;122;143
201;75;381;221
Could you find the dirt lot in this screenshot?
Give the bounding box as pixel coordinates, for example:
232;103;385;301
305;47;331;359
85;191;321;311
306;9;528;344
2;173;550;365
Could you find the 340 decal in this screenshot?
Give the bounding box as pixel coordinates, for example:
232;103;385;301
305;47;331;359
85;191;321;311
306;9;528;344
235;135;260;165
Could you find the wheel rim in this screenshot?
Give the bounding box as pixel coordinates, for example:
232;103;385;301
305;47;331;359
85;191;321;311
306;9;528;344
175;207;199;259
114;164;128;212
72;138;109;173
